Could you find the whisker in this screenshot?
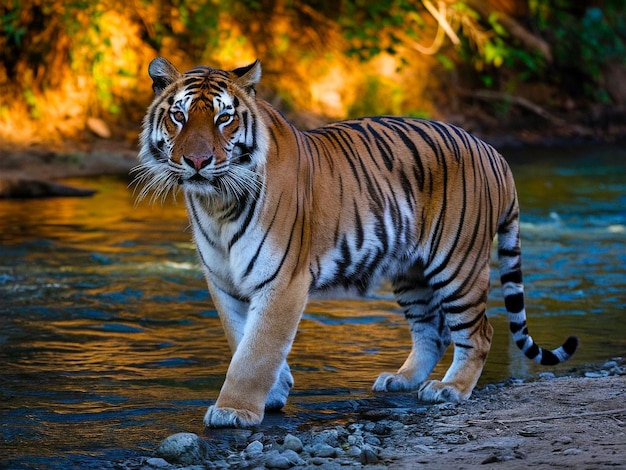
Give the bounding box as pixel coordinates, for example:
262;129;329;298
130;161;180;206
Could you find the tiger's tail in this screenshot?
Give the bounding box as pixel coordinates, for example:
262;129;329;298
496;199;578;366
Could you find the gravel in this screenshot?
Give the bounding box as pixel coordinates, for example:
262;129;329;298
110;360;624;470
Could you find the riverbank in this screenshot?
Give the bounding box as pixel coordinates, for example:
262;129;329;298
105;361;625;470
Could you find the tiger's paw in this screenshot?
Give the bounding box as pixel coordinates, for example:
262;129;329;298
203;405;263;428
372;372;413;392
265;363;294;411
417;380;469;403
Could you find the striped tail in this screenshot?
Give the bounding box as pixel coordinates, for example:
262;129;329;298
496;204;578;366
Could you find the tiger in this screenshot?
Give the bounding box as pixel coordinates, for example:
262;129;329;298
135;57;578;428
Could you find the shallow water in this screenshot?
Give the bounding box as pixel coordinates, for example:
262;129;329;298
1;144;624;468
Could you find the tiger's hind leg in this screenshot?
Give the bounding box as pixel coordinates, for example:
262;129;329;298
418;266;493;403
373;277;450;392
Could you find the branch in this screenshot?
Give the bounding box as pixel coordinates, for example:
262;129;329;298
465;0;552;62
460;89;567;126
402;0;460;55
422;0;460;46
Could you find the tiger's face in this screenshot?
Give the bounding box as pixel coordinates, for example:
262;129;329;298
136;58;268;202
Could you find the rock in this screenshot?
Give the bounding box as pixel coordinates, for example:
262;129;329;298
585;370;609;378
311;443;337;458
519;427;541;437
281;449;305;466
372;422;391;435
243;440;264;457
264;450;291;469
310;429;341;448
156;433;208;466
563;448;583;456
360;445;379;464
143;457;171;468
0;178;96;198
554;436;573;445
346;446;362;458
282;433;303;453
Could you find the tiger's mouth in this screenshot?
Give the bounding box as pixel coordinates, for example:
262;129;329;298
177;173;206;183
188;173;209;183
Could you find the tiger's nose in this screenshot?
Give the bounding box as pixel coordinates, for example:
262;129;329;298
183;155;212;171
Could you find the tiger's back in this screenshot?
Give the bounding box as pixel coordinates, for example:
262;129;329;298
298;115;514;297
137;58;577;428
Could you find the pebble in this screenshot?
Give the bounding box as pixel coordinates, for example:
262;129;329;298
563;448;583;456
519;427;541;437
346;446;362;458
311;443;337;458
360;445;379;464
372;422;391;435
244;440;264;457
585;370;609;378
364;435;382;446
156;433;208;466
282;449;306;466
555;436;573;445
282;433;303;453
264;450;290;469
143;457;171;468
412;444;433;453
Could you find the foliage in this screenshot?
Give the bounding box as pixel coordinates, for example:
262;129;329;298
533;0;626;101
1;0;625;143
337;0;626;99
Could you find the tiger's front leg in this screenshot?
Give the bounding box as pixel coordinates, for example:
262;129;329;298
206;283;293;412
203;279;308;428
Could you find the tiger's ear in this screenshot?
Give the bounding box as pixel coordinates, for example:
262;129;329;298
148;57;181;95
231;60;261;94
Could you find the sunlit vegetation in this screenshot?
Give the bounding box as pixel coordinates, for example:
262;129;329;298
1;0;625;145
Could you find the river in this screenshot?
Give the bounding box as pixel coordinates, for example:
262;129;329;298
0;143;624;469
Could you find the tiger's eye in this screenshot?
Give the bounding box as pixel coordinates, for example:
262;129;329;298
171;111;185;123
216;113;232;125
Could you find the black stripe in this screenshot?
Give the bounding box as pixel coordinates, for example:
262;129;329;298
509;320;527;334
449;312;484;332
253;201;300;291
243;194;283;278
389;124;425;191
227;195;258;249
498;247;520;257
187;196;217;248
523;342;540;359
500;270;523;285
504;292;525;313
540;350;559;366
354;201;364;250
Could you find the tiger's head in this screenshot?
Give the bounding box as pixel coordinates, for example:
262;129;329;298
136;58;269;203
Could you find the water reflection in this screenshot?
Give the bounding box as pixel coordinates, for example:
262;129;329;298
1;146;625;468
